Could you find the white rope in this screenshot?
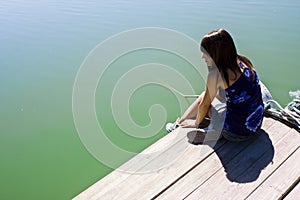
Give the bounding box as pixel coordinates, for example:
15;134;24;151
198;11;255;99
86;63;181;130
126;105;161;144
266;99;300;127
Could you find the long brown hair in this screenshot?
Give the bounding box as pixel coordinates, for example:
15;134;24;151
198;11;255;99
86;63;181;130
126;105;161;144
200;29;255;86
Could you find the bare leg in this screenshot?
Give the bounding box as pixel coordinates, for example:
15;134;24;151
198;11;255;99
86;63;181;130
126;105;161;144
179;92;205;122
167;91;211;133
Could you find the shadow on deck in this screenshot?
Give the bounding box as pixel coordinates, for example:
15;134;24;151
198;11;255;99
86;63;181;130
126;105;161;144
188;129;274;184
73;117;299;200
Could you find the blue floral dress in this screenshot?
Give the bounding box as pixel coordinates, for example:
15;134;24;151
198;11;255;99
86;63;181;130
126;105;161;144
223;61;264;137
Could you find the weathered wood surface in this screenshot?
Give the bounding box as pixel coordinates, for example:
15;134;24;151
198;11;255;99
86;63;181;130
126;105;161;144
73;117;300;200
284;180;300;200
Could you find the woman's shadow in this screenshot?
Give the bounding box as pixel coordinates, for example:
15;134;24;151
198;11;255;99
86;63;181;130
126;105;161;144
187;129;274;183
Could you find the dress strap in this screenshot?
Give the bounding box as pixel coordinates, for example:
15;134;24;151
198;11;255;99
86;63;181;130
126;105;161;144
238;60;245;69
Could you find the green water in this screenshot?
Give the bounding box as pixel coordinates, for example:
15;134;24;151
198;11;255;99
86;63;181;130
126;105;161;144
1;0;299;199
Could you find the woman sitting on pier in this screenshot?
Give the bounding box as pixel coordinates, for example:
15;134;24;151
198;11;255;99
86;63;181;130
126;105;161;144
171;29;264;142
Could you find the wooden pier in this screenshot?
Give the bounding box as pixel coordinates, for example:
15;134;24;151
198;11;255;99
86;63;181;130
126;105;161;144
74;117;299;200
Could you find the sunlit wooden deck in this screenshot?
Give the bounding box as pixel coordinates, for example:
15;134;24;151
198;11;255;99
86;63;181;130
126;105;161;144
74;117;300;200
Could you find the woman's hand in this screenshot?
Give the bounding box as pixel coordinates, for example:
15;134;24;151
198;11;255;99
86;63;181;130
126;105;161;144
179;120;198;128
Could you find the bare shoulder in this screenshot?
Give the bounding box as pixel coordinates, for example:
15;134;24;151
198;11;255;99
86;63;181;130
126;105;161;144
205;68;222;99
207;67;224;88
207;67;220;79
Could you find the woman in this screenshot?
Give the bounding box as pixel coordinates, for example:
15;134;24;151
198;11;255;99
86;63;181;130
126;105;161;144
169;29;264;142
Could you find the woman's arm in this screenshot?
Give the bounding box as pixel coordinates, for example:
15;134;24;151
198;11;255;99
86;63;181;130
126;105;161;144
195;70;218;126
181;69;219;128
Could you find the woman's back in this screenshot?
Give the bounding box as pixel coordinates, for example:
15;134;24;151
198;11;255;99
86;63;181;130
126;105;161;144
223;61;264;136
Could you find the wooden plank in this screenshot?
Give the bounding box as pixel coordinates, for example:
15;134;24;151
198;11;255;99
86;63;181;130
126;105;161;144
73;127;190;199
155;117;276;199
91;139;226;200
261;116;278;130
199;128;299;200
74;117;275;199
284;180;300;200
246;148;300;200
223;129;299;200
157;119;284;199
74;125;226;200
184;120;293;200
156;138;254;199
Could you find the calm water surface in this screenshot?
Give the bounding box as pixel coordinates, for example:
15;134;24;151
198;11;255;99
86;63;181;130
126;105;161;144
0;0;299;199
